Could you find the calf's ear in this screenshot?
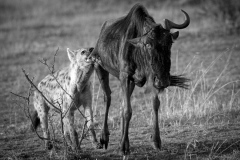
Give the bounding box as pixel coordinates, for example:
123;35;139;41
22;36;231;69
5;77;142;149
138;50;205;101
67;48;76;63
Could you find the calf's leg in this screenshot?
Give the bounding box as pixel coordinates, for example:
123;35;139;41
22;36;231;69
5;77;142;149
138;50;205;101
33;95;52;150
65;109;79;151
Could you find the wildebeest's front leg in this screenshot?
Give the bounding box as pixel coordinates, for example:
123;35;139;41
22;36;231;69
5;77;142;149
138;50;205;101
119;73;133;155
151;88;161;150
82;89;102;149
120;80;135;144
95;65;111;149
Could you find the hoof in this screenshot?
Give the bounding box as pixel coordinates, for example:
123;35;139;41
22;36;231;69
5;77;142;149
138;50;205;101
45;141;53;150
151;142;161;151
100;138;109;149
151;141;161;150
150;134;161;150
123;155;130;160
100;132;110;149
119;145;130;156
94;142;103;149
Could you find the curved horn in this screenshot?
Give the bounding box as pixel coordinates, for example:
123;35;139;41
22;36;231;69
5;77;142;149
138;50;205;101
163;10;190;30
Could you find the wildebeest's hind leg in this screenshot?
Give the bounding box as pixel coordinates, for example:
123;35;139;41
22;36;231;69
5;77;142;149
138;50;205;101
95;65;111;149
151;89;161;150
82;89;102;149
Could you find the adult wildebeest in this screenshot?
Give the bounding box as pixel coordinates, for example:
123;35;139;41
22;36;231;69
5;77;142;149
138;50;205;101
88;3;190;155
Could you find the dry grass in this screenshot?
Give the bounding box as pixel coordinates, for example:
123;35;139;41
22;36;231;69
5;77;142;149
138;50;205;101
1;0;240;159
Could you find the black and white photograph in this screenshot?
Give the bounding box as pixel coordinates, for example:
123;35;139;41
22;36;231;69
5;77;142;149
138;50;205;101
0;0;240;159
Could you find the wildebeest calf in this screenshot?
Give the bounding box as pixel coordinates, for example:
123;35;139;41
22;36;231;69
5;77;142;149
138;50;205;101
32;47;102;150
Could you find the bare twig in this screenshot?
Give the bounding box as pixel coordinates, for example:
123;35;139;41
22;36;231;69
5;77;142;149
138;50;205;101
10;83;61;144
39;53;86;119
11;48;92;154
79;120;89;146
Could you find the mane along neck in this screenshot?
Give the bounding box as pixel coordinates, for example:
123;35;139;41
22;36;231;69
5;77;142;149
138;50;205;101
105;4;155;39
103;4;156;76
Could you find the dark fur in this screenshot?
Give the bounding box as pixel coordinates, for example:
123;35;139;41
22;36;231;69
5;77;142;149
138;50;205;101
89;3;190;153
94;4;158;78
170;75;190;89
105;4;155;39
93;3;188;88
31;110;40;131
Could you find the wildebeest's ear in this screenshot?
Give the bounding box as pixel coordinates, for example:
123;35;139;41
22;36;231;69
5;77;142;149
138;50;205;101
127;37;143;47
172;31;179;41
67;48;76;63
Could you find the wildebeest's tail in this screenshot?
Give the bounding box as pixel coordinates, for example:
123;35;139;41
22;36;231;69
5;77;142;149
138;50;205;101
170;75;190;89
31;110;40;131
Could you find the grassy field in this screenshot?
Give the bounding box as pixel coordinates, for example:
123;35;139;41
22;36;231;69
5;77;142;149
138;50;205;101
0;0;240;159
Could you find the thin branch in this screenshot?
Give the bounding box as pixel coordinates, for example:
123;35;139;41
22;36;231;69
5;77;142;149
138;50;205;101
38;54;86;119
79;120;89;146
11;83;61;144
11;48;92;152
22;68;61;112
10;92;28;101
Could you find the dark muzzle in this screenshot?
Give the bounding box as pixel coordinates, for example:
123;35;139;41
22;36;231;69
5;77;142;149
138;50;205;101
153;75;170;89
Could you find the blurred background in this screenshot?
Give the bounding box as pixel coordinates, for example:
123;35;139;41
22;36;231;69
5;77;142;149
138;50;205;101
0;0;240;159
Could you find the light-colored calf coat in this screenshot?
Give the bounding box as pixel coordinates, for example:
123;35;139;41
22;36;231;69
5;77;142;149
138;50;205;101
32;47;101;150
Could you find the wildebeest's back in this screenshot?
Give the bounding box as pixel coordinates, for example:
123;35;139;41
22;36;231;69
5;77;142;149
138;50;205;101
92;4;154;78
94;20;122;78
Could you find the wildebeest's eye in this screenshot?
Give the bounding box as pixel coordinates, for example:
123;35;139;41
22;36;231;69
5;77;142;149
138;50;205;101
146;43;151;49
